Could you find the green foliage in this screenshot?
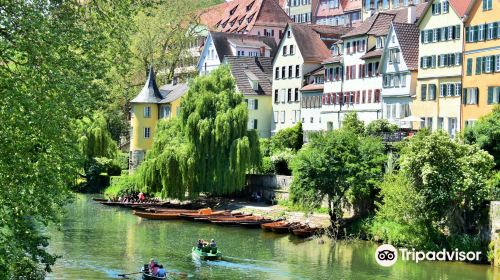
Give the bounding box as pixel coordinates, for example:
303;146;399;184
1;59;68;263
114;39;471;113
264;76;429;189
371;173;439;249
447;234;486;261
488;171;500;200
365;119;398;136
464;105;500;168
76;112;118;191
270;122;304;151
105;174;139;197
371;131;495;251
290;129;385;227
342;112;365;135
136;66;260;199
0;1;132;278
399;131;494;235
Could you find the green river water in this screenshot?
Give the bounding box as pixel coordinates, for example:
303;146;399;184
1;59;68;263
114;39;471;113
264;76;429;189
46;194;498;280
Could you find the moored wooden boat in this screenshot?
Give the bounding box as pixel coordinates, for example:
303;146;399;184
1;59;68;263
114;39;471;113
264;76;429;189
179;211;229;219
239;219;274;228
191;247;222;260
261;221;288;231
92;197;107;202
133;211;181;220
292;227;319;238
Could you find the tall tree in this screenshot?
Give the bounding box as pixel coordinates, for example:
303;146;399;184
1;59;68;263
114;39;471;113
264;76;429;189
136;66;261;199
0;1;133;278
290;129;385;233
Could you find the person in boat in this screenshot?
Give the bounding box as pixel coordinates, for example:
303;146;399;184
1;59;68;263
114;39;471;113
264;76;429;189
197;239;203;249
138;192;145;202
210;239;217;254
151;263;159;276
157;265;166;277
149;258;156;272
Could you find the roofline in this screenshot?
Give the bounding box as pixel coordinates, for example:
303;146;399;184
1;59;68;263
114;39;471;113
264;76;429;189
416;0;470;26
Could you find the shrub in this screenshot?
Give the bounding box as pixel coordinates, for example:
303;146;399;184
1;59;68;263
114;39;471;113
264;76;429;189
104;174;139;197
365;119;398;136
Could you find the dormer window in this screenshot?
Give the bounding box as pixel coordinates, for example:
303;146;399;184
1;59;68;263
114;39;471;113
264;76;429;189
247;13;255;23
250;79;259;91
239;18;244;25
230;19;236;27
331;45;339;56
230;6;238;15
246;1;254;11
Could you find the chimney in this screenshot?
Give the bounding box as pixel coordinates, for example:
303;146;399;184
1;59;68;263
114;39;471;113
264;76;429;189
172;76;178;86
407;4;416;24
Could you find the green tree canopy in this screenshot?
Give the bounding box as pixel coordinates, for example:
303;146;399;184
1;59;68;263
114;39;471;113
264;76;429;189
136;66;260;199
464;105;500;168
290;129;385;231
0;1;132;278
342;112;365;135
365;119;399;136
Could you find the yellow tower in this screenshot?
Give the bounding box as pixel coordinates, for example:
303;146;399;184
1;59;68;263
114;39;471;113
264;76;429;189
129;67;162;169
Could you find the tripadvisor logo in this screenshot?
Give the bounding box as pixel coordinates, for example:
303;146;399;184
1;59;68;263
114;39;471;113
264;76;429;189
375;244;482;267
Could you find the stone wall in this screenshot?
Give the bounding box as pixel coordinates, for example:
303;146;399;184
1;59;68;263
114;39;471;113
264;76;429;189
491;201;500;267
245;174;293;201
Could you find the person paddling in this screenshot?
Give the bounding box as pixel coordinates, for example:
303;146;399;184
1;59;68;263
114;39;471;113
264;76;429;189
157;265;167;277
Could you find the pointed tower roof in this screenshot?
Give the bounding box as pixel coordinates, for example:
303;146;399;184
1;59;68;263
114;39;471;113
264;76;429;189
131;67;163;103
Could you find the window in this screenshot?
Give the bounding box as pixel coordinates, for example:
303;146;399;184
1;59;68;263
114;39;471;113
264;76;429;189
478;24;485;41
296;65;300;77
429;84;436;100
447;84;454;97
485;56;493;73
144;106;151;118
144;127;151;139
496;55;500;72
427;117;433;130
280;111;285;123
442;0;449;13
282;66;286;78
432;2;441;15
248;119;258;130
287;30;291;38
287;88;292;102
440;84;446;97
433;29;439;42
389;49;400;63
294;88;299;101
487;23;495;40
275;67;279;79
423;30;429;43
488;86;500;104
463;88;479;104
438;117;444;130
280;89;286;102
376;37;384;49
455;83;461;96
274;90;279;103
288;66;293;78
283;46;287;56
290;45;294;55
483;0;492;11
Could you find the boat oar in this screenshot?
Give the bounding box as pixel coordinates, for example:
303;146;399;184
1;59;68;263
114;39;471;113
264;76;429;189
117;271;142;277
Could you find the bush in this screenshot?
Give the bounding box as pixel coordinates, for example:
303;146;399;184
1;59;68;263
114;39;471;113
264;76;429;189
104;174;139;197
114;152;129;170
270;149;295;175
447;234;487;262
488;171;500;200
365;119;398;136
271;122;303;151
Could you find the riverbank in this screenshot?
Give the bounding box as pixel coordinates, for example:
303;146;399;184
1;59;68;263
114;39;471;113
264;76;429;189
212;198;332;228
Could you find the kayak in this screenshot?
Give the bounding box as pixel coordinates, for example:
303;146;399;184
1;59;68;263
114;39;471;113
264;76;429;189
191;247;222;261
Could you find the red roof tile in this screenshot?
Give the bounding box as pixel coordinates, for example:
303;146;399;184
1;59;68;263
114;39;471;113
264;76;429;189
301;84;324;91
291;24;332;63
448;0;474;17
392;22;420;70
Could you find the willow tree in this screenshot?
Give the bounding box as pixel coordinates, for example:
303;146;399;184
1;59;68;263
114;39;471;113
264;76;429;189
137;66;260;199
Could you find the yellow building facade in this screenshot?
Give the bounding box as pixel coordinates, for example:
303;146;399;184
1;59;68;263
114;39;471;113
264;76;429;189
412;0;470;138
129;69;187;170
462;0;500;128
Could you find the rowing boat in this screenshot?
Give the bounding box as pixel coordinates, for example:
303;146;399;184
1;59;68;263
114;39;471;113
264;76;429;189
141;265;166;280
133;211;181;220
191;247;222;260
239;219;274;228
261;221;295;233
92;197;107;202
292;227;319;238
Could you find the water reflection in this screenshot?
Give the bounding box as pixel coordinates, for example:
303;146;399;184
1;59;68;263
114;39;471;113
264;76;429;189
46;195;495;280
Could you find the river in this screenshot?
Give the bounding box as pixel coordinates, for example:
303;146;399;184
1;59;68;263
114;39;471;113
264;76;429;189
46;194;497;279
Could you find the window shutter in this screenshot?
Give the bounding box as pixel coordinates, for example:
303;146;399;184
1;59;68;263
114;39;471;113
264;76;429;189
482;56;486;73
476;57;482;74
494;22;498;39
488;87;494;104
473;26;479;42
476;88;480;103
421;31;425;43
420;57;424;68
432;3;435;14
467;58;473;75
463;88;468;104
490;55;495;71
455;25;460;39
465;27;470;41
254;99;258;110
